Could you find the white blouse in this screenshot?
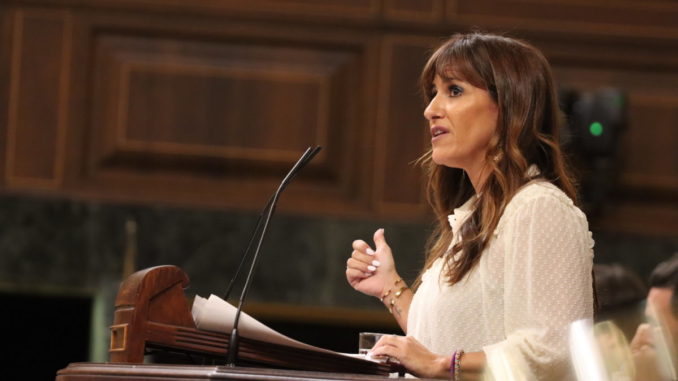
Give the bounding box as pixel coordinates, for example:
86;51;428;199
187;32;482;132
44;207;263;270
407;180;594;380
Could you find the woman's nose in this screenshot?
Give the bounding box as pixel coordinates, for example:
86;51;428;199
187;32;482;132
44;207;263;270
424;97;442;121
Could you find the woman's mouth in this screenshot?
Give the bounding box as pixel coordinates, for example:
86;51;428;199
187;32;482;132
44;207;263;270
431;126;449;139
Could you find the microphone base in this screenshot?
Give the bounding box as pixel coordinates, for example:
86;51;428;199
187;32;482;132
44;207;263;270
225;327;239;366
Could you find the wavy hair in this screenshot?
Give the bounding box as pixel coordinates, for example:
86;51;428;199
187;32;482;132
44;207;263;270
416;33;578;286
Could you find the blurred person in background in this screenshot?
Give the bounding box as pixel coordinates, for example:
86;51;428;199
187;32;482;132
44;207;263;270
595;263;648;340
631;254;678;381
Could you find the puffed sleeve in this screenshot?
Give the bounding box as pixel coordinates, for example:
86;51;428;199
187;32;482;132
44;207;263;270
483;191;594;380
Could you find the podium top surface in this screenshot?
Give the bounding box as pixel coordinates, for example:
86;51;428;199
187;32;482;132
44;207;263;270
56;363;419;381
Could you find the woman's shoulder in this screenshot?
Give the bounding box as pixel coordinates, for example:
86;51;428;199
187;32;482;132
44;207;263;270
510;180;574;208
496;180;595;260
496;180;587;234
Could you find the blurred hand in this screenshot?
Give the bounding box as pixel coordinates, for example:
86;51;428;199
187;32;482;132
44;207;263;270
631;323;654;352
345;228;399;298
630;323;663;381
369;335;447;379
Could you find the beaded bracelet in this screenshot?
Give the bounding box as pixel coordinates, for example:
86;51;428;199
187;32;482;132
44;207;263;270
453;350;465;381
450;351;457;380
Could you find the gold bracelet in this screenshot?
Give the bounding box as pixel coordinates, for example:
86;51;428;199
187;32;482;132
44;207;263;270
379;278;402;302
388;286;408;314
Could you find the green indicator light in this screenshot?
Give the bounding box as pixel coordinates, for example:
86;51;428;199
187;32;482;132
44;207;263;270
589;122;604;136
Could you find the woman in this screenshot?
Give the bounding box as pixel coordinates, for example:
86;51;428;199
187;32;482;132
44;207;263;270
346;33;594;380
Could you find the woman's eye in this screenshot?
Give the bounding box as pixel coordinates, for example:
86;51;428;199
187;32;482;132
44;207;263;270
448;85;463;97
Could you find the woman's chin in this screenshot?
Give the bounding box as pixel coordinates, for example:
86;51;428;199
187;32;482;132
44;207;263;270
431;152;458;168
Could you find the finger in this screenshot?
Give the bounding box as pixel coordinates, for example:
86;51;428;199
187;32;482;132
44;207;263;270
373;334;401;349
346;267;371;282
351;250;381;272
636;324;653;341
373;228;389;252
347;257;376;274
352;239;373;253
631;324;654;351
369;342;400;360
352;250;381;267
369;345;394;358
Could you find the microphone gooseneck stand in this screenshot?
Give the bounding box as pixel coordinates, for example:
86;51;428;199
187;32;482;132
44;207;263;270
222;146;315;301
222;197;272;301
225;146;322;367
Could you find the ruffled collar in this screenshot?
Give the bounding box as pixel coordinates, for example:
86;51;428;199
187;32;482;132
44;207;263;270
446;195;476;263
445;164;541;262
525;164;540;179
446;165;540;228
447;195;476;235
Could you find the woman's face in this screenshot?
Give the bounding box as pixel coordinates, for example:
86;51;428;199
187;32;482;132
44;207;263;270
424;74;498;172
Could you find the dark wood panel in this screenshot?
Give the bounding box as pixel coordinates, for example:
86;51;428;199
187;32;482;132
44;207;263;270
623;95;678;192
80;27;376;216
598;202;678;238
0;0;676;230
125;71;322;155
374;37;433;216
0;6;12;185
550;54;678;235
6;0;678;40
5;9;70;187
453;0;678;33
533;34;678;73
383;0;445;24
551;67;678;197
9;0;381;23
92;35;340;165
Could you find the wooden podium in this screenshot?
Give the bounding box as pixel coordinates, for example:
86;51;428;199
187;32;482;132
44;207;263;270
56;363;405;380
57;265;395;380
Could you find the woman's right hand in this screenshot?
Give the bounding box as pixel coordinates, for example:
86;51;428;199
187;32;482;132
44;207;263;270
345;228;400;298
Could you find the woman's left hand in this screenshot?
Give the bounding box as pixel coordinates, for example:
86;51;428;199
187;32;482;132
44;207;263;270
370;335;448;379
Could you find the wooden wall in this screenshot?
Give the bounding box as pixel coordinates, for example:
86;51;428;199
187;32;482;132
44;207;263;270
1;0;677;235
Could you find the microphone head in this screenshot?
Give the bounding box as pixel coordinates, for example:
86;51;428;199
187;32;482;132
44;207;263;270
304;146;322;163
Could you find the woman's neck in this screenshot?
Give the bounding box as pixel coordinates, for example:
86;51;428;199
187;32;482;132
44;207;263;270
465;160;491;193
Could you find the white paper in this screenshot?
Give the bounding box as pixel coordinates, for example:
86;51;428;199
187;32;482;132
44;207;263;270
192;294;354;357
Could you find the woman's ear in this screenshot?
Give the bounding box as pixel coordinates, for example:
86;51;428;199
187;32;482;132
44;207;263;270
488;84;498;102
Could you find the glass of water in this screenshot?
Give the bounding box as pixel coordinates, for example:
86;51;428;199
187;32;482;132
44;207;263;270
358;332;385;355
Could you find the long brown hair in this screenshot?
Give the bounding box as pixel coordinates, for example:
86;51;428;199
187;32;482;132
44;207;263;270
416;33;578;287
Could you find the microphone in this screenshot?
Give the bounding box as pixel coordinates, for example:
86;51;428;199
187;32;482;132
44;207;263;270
225;145;322;366
222;146;320;301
